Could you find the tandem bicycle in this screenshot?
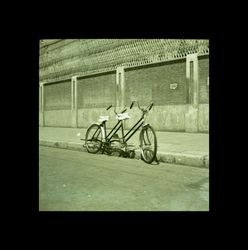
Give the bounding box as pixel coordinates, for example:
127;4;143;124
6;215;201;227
82;101;158;164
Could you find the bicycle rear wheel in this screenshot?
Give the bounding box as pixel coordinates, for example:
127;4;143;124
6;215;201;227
85;124;103;153
139;125;157;164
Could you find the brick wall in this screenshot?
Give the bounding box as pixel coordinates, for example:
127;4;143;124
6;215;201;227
124;59;187;107
77;72;116;108
44;80;71;110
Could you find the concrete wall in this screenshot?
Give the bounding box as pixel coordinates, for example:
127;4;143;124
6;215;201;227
198;104;209;132
124;105;186;132
44;110;72;127
42;104;209;132
78;105;186;132
78;108;117;129
39;112;44;126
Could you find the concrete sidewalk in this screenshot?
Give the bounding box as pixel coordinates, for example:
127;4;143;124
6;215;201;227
39;127;209;168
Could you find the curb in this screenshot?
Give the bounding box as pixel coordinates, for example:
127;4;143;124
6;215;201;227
39;140;209;168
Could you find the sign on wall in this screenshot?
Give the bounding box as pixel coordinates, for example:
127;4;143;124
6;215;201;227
170;83;178;90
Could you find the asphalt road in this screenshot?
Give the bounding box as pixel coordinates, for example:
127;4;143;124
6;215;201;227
39;146;209;211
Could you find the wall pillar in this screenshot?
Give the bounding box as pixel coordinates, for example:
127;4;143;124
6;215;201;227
39;83;45;126
185;53;199;132
116;67;125;108
71;76;78;128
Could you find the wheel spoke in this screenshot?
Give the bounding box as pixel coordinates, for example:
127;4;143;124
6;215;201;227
85;124;102;153
140;126;157;164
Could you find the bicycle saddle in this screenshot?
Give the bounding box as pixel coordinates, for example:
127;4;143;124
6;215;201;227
98;115;109;122
116;113;130;121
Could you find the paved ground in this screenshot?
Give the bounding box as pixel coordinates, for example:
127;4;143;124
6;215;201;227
39;127;209;167
40;127;209;154
39;146;209;211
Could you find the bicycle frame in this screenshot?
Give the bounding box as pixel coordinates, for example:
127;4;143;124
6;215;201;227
88;101;152;145
95;110;146;146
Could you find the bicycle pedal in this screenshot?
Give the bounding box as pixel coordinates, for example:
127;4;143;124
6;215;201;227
130;152;135;159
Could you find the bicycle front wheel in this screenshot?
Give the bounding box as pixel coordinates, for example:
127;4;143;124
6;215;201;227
85;123;103;154
139;125;157;164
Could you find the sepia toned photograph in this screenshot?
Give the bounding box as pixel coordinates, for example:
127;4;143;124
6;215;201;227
39;39;209;211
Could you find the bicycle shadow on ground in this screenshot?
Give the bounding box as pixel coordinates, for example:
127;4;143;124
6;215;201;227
100;149;160;165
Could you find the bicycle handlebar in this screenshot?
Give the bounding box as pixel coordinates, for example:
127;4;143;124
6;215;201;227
130;102;134;109
107;101;152;115
121;108;127;113
106;105;112;110
107;104;127;115
114;107;127;115
148;103;154;110
130;101;154;112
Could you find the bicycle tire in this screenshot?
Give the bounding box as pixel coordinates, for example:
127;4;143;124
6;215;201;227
139;125;157;164
85;123;103;154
